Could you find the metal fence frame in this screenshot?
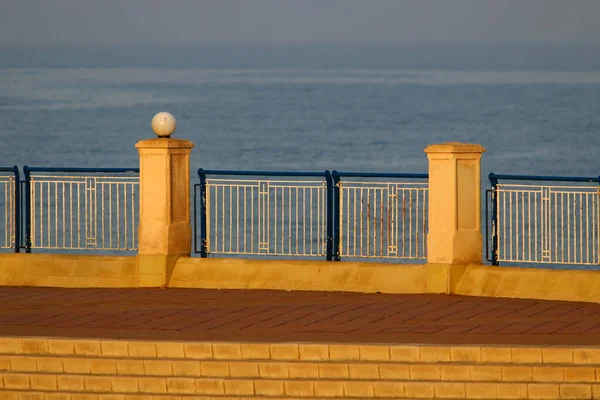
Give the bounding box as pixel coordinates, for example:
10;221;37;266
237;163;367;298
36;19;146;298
332;171;429;261
23;166;139;252
196;169;335;260
488;173;600;266
195;169;429;261
0;166;20;252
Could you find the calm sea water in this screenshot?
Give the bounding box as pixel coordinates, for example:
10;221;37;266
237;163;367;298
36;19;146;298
1;44;599;178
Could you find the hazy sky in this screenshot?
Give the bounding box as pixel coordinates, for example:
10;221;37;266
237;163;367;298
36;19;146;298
2;0;600;46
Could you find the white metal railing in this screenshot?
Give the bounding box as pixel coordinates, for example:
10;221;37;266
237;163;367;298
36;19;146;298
0;175;17;249
205;178;328;256
338;181;428;259
28;174;139;251
494;183;599;265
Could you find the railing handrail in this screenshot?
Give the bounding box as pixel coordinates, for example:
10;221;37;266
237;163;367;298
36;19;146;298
489;173;600;185
198;168;330;179
332;171;429;180
23;166;139;174
0;167;18;173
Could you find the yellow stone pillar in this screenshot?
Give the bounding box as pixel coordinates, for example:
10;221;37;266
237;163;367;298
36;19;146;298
424;142;485;292
136;112;194;287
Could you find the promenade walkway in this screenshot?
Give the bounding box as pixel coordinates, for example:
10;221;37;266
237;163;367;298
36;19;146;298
0;286;599;346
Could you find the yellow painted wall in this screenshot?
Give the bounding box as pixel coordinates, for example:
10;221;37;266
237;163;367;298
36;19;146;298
1;252;599;304
168;257;428;294
0;254;136;287
453;264;600;303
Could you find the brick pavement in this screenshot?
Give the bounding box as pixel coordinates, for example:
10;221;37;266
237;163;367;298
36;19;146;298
0;287;599;345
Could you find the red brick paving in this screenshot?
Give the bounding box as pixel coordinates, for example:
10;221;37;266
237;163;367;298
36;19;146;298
0;287;599;345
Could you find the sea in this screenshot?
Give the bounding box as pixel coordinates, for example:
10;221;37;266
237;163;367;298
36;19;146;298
1;43;599;178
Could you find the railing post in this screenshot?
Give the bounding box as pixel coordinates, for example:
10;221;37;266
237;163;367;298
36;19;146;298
331;171;341;261
198;169;208;258
23;165;32;253
597;176;600;266
135;112;194;287
489;173;499;266
12;166;20;253
324;170;334;261
424;143;486;293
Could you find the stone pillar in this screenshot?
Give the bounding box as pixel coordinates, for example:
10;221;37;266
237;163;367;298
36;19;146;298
424;142;485;292
136;112;194;287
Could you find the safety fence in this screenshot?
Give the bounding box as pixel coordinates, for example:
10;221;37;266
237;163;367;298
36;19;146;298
487;174;600;266
24;167;139;252
0;167;19;251
334;172;428;260
0;167;139;253
195;169;428;261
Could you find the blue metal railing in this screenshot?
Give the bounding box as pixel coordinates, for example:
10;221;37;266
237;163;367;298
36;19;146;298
196;169;335;260
332;171;429;261
23;167;139;252
0;166;20;252
196;169;429;261
488;173;600;266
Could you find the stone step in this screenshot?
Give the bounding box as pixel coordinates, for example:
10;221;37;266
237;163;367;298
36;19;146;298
1;354;599;383
0;373;600;399
2;337;600;399
2;337;600;366
1;372;600;399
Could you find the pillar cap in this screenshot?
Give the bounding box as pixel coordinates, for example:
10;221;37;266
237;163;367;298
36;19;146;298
424;142;486;154
136;138;194;149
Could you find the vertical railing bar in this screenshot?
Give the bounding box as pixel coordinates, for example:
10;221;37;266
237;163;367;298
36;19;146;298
309;187;313;255
132;182;137;249
558;191;562;263
520;191;524;261
229;184;232;253
585;192;590;263
76;182;80;249
116;182;121;249
103;183;107;249
379;189;384;256
372;189;376;257
303;187;306;255
555;191;559;263
281;186;285;254
409;189;413;257
415;187;419;259
579;192;583;263
568;192;572;263
509;189;513;260
348;187;352;257
295;186;299;255
287;186;291;253
61;182;65;248
221;185;225;252
251;185;254;253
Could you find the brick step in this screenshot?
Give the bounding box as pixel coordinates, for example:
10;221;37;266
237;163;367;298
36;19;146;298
1;354;599;383
1;372;600;399
2;338;600;365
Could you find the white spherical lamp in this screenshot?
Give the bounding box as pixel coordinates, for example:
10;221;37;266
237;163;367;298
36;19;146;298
151;112;177;138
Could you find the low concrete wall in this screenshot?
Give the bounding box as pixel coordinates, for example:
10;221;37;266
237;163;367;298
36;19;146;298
168;257;428;293
2;253;600;303
0;254;136;287
453;264;600;303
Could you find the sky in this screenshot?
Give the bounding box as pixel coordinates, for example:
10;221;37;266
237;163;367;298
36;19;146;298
1;0;600;47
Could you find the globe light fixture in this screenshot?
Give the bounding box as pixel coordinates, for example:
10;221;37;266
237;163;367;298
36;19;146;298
151;112;177;138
